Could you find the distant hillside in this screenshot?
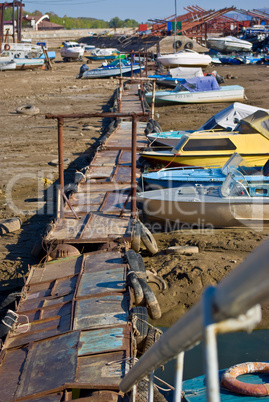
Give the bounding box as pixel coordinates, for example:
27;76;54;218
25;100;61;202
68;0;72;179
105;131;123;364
4;8;139;29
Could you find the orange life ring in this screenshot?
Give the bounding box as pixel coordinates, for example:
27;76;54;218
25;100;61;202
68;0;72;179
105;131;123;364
222;362;269;396
4;44;10;51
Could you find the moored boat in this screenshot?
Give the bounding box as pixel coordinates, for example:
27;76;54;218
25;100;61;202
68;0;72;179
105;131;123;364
137;171;269;228
141;153;268;190
60;41;84;61
79;59;144;79
145;76;245;105
157;49;212;68
147;103;269;147
207;36;253;52
140;110;269;168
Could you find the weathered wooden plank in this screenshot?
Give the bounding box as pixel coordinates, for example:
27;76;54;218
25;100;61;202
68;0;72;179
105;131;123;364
15;332;79;399
73;294;129;330
91;150;120;166
75;351;128;389
79;213;130;241
86;165;115;180
0;347;28;401
29;257;83;284
78;326;129;356
83;251;124;273
77;267;126;298
100;192;131;214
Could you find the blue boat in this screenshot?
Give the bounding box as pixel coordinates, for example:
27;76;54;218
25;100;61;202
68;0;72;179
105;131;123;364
79;59;144;79
141;153;267;190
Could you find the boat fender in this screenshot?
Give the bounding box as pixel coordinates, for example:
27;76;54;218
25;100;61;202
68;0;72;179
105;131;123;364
222;362;269;396
131;220;141;253
127;271;144;305
126;249;147;280
140;222;158;255
184;41;193;49
137;277;162;320
4;44;10;51
147;271;167;291
173;40;182;49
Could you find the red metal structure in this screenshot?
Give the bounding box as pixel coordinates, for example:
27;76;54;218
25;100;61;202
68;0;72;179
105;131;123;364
0;1;24;48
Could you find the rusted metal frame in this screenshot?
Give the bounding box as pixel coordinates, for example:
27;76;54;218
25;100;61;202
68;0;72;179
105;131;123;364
46;112;147;119
71;254;86;330
57;117;64;192
97;190;111;212
62;191;79;220
119;190;132;218
131;50;134;78
77;212;93;239
118;77;124;112
151;81;156;120
0;5;4;47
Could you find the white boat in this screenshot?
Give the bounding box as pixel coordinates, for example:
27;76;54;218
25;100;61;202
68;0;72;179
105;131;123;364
207;36;253;52
0;59;16;70
147;103;269;147
145;76;245;105
60;41;84;61
137;171;269;228
1;42;43;58
157;50;212;68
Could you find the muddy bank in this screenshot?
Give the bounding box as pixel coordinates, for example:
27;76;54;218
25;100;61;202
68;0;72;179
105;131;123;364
0;54;269;330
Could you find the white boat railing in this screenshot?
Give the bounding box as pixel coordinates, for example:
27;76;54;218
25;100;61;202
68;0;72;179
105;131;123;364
119;238;269;401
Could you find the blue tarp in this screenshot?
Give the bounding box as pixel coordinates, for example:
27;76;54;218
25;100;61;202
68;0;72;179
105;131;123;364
175;76;220;92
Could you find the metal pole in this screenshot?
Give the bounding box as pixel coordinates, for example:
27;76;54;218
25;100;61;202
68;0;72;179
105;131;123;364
173;352;184;402
139;52;142;78
203;287;220;402
174;0;177;53
131;115;137;219
148;372;154;402
12;1;15;43
131;50;134;78
57;117;64;192
119;77;123;112
119;54;122;78
151;81;156;120
145;49;148;77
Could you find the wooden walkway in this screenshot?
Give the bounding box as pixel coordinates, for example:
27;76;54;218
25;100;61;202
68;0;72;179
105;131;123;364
0;83;149;400
45;85;148;245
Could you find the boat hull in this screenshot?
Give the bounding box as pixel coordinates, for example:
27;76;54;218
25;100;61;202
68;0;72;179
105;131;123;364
146;86;245;105
140;152;269;169
82;65;143;79
137;189;269;228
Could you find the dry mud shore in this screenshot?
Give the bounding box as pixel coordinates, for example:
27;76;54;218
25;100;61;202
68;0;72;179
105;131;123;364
0;53;269;327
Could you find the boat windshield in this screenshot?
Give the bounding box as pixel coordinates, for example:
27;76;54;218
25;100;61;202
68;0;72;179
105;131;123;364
220;171;250;197
172;135;189;153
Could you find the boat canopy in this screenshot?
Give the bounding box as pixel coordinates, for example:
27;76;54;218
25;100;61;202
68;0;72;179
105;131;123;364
169;66;204;78
238;110;269;139
174;76;220;93
199;102;268;131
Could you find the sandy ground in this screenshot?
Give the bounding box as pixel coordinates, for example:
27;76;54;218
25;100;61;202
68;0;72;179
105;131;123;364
0;53;269;328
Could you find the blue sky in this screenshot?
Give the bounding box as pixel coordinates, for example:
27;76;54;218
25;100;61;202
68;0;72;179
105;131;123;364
24;1;268;22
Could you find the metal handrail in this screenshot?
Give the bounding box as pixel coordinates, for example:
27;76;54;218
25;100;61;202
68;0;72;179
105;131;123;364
120;237;269;393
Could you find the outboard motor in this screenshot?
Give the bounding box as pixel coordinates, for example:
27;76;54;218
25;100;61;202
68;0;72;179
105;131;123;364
77;63;89;79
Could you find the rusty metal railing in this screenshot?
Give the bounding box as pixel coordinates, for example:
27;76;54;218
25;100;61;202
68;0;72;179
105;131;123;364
45;112;148;219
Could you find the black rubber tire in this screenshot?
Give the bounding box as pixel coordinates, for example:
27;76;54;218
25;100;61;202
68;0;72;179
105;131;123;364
140;222;158;255
143;327;162;353
128;271;144;305
184;41;193;49
173;40;182;49
126;249;147;280
131;221;141;253
138;277;162;320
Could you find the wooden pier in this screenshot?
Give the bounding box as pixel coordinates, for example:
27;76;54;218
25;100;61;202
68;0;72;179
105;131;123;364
0;82;152;400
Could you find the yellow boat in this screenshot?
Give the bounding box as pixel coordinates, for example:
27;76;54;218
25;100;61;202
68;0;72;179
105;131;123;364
140;110;269;168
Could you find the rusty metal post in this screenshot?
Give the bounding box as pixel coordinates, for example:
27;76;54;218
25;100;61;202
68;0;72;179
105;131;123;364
131;50;134;78
131;115;137;219
119;77;123;112
145;49;148;77
57;117;64;192
151;81;156;120
139;52;142;78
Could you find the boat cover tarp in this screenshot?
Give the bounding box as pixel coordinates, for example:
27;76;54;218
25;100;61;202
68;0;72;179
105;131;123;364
175;76;220;92
242;110;269;139
169;66;204;78
200;103;269;131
